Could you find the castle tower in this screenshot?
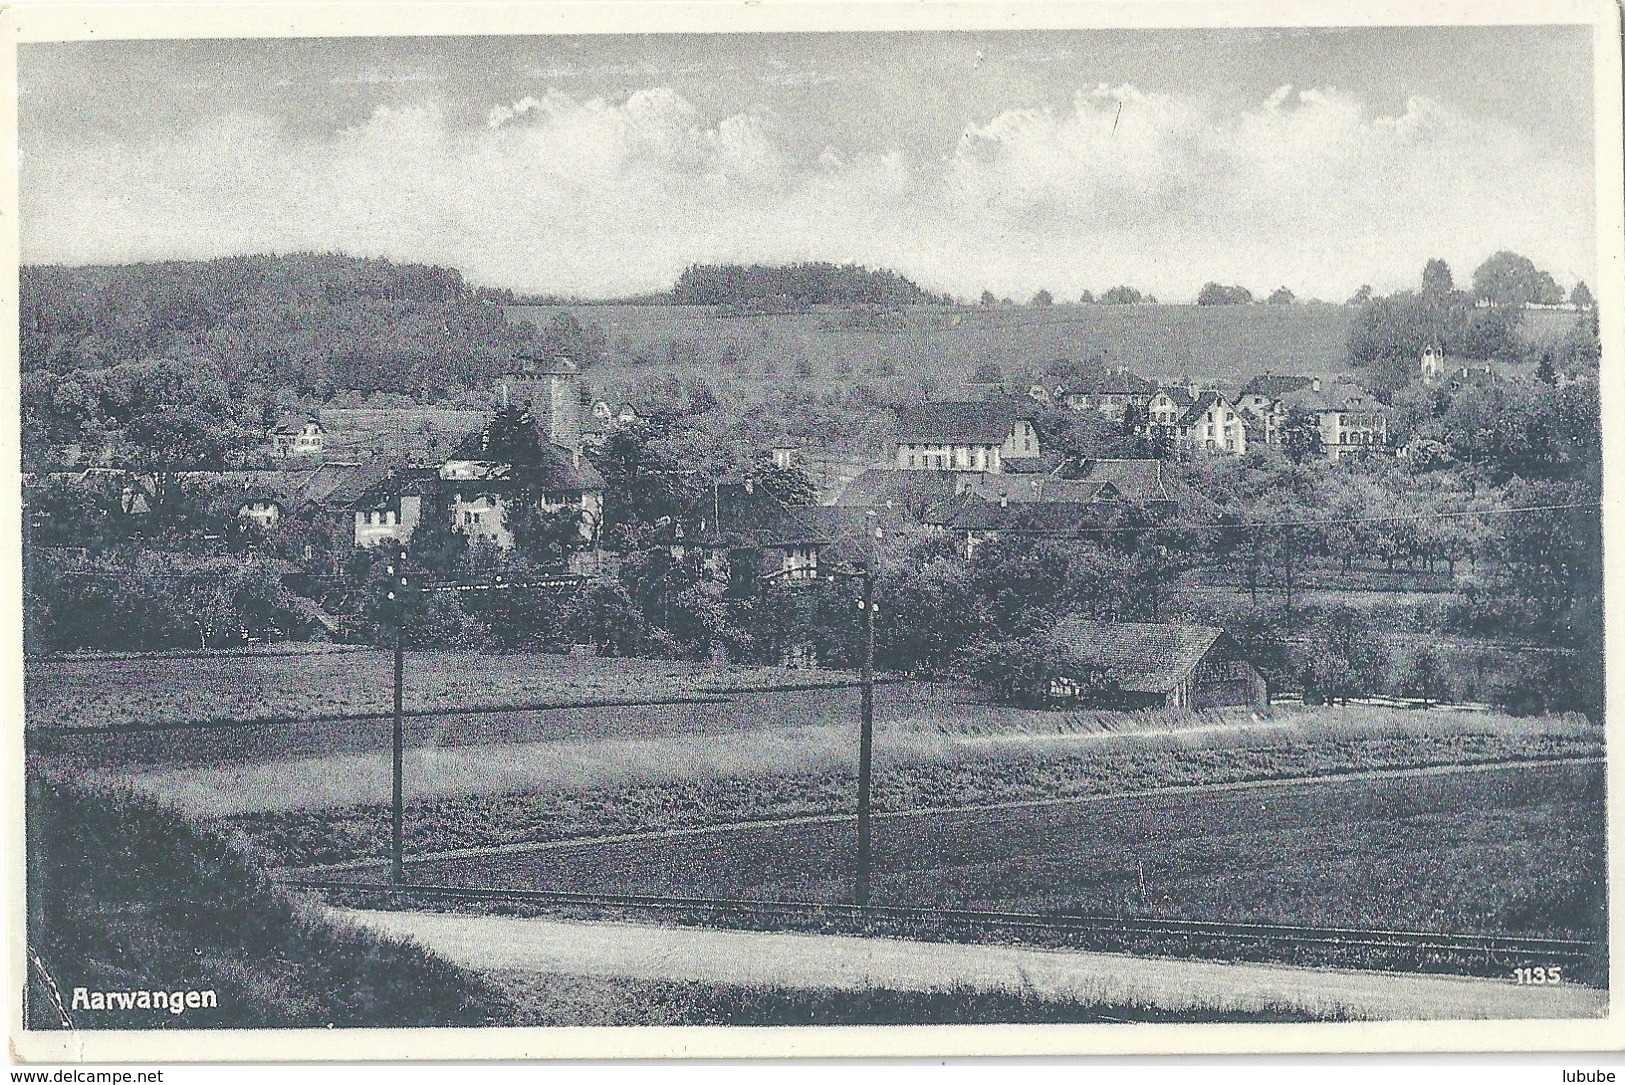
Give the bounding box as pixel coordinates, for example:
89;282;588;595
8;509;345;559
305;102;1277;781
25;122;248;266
502;355;581;450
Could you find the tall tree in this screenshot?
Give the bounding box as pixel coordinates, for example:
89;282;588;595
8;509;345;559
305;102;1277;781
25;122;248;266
1472;251;1565;307
1421;258;1455;297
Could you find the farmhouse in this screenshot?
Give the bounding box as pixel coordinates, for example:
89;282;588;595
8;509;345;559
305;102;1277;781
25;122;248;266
268;413;325;458
1044;619;1268;710
894;400;1041;473
931;485;1132;557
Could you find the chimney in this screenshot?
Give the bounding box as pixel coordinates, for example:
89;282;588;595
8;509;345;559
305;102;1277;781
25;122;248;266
1000;495;1009;508
1312;377;1322;393
744;478;754;495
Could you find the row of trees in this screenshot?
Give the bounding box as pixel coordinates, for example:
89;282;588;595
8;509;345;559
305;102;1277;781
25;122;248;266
989;286;1158;307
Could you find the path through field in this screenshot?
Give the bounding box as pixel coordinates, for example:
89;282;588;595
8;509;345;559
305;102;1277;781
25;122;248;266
337;908;1605;1021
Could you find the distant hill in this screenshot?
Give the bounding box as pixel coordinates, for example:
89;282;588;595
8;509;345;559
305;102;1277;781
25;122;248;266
21;253;529;396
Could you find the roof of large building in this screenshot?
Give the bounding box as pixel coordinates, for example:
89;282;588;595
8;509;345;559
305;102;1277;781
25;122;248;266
1046;619;1228;694
895;400;1034;445
1275;382;1380;414
1237;374;1316;400
938;499;1131;535
959;476;1120;505
1066;459;1180;504
1063;369;1158;397
833;468;964;510
299;462;387;507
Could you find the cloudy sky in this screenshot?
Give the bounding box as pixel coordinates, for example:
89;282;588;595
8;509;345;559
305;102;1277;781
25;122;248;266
20;26;1598;301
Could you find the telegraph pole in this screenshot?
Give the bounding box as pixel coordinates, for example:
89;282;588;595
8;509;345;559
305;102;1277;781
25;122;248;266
854;520;884;908
855;561;876;908
387;542;407;886
1282;524;1296;623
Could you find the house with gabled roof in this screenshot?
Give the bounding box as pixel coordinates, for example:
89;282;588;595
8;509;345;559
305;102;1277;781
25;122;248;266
237;484;290;532
1148;384;1198;428
268;412;324;458
1042;619;1267;710
1171;389;1251;455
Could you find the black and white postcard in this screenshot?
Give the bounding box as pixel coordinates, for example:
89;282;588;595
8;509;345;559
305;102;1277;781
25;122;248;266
8;0;1623;1061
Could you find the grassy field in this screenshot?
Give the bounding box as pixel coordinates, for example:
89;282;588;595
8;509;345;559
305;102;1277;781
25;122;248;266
206;704;1601;857
388;762;1604;941
512;302;1358;392
24;650;865;730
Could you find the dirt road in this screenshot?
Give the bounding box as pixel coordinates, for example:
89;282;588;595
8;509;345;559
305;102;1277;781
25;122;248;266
337;908;1606;1021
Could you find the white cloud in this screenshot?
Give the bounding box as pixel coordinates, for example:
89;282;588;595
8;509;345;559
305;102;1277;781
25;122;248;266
21;83;1594;300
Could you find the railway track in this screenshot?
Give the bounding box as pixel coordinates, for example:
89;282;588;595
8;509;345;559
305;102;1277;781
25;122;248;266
283;877;1601;964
